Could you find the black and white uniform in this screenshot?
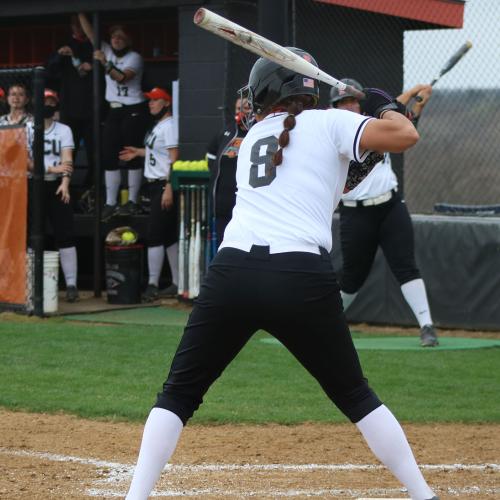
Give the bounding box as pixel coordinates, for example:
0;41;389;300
100;41;150;208
101;41;149;172
143;116;179;286
155;109;383;425
27;121;78;288
340;153;419;289
339;153;433;328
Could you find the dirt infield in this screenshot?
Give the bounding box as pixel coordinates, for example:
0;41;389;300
0;410;498;499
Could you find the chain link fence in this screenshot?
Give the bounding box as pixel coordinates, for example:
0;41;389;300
226;0;499;215
0;67;46;314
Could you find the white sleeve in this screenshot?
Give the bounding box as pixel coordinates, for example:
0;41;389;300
101;41;111;57
61;125;75;150
326;109;374;162
123;51;143;74
164;121;178;149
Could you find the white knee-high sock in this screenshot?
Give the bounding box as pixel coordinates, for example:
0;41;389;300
401;278;433;328
105;170;121;206
148;245;165;287
356;405;435;500
126;408;183;500
340;290;357;311
166;242;179;286
59;247;77;287
128;169;143;203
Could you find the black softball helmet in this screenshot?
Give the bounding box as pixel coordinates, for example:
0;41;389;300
330;78;363;106
247;47;320;114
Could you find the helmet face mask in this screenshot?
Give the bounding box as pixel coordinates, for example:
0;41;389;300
330;78;363;107
247;48;320;115
236;85;255;130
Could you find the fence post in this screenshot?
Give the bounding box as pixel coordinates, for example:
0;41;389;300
32;66;45;317
92;11;102;297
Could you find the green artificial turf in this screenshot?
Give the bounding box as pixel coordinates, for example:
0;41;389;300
0;318;498;424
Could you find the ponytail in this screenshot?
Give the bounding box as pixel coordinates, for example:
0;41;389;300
272;95;315;166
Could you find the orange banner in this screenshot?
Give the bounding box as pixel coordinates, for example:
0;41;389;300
0;127;28;305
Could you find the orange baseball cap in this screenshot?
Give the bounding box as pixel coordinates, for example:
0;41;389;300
144;87;171;102
44;89;59;102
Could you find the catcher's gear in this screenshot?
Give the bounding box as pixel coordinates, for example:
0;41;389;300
247;47;319;114
330;78;363;106
105;226;139;246
360;88;399;119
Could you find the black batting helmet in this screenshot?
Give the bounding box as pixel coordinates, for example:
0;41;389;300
247;48;320;115
330;78;363;106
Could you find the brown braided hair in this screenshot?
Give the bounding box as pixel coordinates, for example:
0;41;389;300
272;95;316;166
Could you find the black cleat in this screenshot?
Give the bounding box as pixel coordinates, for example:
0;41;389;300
142;284;159;303
66;286;79;303
159;283;178;298
420;324;439;347
116;201;142;216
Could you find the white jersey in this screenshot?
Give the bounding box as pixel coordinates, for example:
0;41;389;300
102;42;145;105
0;113;33;126
144;117;178;179
342;153;398;201
220;109;373;254
27;121;74;181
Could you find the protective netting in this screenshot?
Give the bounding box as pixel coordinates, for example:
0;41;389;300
302;0;499;213
228;0;499;214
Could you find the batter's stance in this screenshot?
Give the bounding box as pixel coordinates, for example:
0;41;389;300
331;79;438;347
125;49;439;500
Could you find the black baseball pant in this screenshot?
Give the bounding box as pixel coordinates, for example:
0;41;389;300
155;246;382;425
144;181;178;248
102;102;150;171
28;179;75;249
339;192;420;294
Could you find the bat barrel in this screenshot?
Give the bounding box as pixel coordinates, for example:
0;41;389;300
193;8;206;25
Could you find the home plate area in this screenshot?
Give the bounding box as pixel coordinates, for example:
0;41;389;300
0;411;499;499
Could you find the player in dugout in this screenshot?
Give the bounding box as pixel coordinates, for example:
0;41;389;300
27;90;79;302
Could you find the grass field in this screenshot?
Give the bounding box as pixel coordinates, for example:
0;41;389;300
0;316;499;424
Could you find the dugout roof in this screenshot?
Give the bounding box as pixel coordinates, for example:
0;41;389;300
315;0;465;28
0;0;179;17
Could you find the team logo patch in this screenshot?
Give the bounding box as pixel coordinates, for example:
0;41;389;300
222;137;243;158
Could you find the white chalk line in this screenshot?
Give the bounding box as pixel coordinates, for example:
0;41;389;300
2;447;499;497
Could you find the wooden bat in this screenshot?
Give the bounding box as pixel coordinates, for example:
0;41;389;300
193;7;364;100
188;185;196;299
416;41;472;102
200;184;207;276
193;187;202;296
183;185;190;299
177;187;185;296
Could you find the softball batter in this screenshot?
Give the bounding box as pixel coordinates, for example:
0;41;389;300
331;78;438;347
119;87;179;301
125;50;438;500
